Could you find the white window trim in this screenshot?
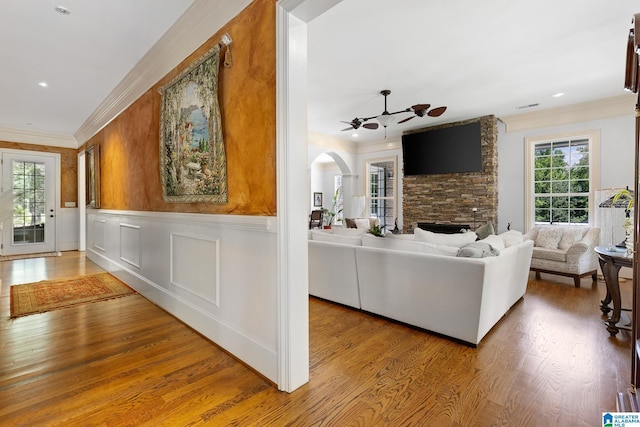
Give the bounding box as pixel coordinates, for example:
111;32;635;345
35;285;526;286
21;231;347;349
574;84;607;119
365;156;398;225
524;129;600;230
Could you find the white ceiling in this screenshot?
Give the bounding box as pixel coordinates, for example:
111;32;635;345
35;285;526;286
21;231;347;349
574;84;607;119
0;0;195;138
0;0;638;146
307;0;640;143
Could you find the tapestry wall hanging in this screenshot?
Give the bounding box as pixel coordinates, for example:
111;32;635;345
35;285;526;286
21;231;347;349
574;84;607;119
159;44;227;203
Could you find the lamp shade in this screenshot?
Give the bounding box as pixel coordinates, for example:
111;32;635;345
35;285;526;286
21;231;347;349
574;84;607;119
598;189;634;208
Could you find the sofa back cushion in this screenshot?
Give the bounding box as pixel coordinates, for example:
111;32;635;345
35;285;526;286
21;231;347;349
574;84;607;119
310;229;362;245
361;233;458;256
536;227;564;249
413;227;478;248
480;234;505;250
499;230;523;248
558;226;588;250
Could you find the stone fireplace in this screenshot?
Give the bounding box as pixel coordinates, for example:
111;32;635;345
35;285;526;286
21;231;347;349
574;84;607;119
402;115;498;233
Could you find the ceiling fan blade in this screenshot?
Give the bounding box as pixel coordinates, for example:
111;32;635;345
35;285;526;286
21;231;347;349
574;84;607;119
428;106;447;117
363;122;379;130
397;116;415;124
341;127;354;131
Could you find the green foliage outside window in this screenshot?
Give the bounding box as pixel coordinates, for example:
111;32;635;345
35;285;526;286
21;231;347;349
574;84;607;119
533;139;589;224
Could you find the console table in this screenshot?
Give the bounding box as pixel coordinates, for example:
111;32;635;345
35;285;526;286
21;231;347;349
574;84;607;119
595;246;632;336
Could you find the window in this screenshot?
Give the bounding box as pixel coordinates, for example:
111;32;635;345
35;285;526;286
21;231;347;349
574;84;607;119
366;158;397;230
525;130;600;229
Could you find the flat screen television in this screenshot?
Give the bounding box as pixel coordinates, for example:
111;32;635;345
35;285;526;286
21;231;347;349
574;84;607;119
401;122;482;176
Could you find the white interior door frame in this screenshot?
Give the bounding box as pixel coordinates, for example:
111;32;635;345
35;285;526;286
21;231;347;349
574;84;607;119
276;0;343;393
77;150;86;251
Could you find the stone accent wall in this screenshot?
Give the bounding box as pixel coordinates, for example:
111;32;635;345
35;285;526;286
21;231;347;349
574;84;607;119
402;115;498;233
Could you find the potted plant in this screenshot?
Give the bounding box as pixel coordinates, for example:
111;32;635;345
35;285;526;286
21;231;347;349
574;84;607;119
322;189;343;229
368;223;385;237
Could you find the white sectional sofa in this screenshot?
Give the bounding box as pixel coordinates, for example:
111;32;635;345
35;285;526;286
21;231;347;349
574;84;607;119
308;228;534;346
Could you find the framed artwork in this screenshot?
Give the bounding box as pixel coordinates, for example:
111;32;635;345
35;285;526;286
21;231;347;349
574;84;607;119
158;44;227;203
313;192;323;207
86;144;100;208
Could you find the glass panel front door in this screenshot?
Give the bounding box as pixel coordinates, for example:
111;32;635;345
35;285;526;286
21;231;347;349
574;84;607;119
1;152;56;256
12;160;46;245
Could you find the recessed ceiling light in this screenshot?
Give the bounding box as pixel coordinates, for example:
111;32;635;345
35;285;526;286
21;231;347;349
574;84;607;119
552;92;565;98
55;6;70;15
352;133;358;138
38;82;48;87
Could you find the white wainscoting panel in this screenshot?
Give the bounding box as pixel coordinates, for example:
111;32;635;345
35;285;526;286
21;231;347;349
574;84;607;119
92;218;106;252
170;233;219;307
119;223;141;269
85;210;278;383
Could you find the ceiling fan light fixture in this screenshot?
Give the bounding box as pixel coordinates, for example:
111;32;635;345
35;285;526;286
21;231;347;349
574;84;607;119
376;114;395;127
339;90;446;132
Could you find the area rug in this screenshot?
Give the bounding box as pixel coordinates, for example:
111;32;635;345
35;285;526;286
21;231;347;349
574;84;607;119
0;252;60;262
10;272;136;318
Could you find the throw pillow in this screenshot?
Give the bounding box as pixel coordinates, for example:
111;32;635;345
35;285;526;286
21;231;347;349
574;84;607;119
480;234;505;250
413;227;478;248
558;227;588;250
456;242;500;258
355;218;371;230
475;222;495;240
536;227;563;249
499;230;523;248
344;218;357;229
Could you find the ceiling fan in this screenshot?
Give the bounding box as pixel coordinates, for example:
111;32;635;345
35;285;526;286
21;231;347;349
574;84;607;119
341;90;447;131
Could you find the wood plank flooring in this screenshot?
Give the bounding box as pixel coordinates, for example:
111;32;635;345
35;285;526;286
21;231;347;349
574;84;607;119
0;252;632;426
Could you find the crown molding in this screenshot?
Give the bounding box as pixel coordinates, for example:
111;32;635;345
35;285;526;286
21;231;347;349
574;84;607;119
74;0;253;145
0;127;77;149
500;94;637;133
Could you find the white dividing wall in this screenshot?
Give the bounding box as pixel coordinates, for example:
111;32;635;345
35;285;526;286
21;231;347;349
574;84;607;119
498;114;635;233
86;210;279;382
59;208;79;251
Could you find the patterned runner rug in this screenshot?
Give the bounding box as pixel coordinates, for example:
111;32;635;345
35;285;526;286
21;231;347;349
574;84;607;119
10;272;136;318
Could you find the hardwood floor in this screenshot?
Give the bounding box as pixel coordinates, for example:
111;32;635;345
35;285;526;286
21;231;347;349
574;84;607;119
0;252;632;426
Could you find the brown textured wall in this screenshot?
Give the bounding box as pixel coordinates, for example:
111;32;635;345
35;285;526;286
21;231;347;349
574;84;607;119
402;115;498;233
81;0;276;215
0;140;78;208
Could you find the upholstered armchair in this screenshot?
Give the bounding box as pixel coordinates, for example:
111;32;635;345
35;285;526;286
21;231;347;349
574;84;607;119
523;225;600;287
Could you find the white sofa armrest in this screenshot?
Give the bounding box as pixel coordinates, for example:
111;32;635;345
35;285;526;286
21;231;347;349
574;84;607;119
523;226;539;242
